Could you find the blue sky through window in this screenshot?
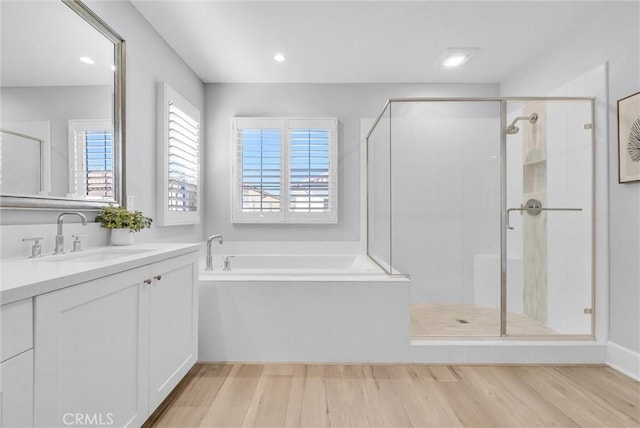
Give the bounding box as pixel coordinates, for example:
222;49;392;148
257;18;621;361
85;130;113;171
84;129;113;197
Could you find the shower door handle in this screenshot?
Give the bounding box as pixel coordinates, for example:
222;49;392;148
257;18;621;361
506;198;582;230
506;206;523;230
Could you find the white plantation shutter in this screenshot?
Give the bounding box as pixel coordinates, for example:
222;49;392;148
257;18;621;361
84;130;113;197
239;127;281;212
168;103;199;212
232;117;337;223
232;118;283;222
158;82;201;225
287;119;336;222
68;119;113;199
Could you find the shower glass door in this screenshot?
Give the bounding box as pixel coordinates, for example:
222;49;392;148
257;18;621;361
504;99;594;337
388;100;502;337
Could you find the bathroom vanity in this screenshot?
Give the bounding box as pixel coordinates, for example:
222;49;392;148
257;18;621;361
0;2;201;425
0;243;199;427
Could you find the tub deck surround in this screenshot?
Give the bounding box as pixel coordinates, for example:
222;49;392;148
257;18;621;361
0;242;200;304
201;254;394;280
199;281;411;363
198;255;410;363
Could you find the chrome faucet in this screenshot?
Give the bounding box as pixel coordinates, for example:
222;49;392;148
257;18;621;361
205;234;223;271
54;212;88;254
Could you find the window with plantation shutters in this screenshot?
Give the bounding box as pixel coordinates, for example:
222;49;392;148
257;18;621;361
158;82;201;226
232;117;337;223
68;119;113;199
239;127;281;213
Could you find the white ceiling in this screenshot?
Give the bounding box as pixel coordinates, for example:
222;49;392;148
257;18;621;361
1;1;114;87
131;0;610;84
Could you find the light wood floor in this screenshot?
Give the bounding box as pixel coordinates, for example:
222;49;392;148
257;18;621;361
411;303;556;337
146;363;639;427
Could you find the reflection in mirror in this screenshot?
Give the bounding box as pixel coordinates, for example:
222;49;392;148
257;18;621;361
0;128;47;195
68;119;113;199
0;0;124;209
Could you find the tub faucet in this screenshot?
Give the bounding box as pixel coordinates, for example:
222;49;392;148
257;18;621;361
206;234;223;271
55;212;88;254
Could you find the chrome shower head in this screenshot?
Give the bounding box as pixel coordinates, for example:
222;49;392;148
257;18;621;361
506;112;538;135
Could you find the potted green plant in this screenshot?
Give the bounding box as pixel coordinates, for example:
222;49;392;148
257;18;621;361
95;206;153;246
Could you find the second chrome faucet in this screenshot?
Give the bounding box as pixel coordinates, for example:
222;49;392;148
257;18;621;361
54;212;88;254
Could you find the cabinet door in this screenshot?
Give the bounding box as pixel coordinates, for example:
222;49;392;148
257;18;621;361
1;299;33;363
34;268;150;428
148;253;197;410
1;350;34;428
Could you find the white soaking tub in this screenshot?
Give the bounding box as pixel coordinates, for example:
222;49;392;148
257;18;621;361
201;254;384;278
198;254;410;363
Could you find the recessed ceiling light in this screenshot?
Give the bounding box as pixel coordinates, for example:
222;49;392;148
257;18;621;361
274;53;286;63
442;54;470;68
437;48;477;69
79;56;95;65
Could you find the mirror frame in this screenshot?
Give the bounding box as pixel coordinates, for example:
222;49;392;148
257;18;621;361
0;0;126;210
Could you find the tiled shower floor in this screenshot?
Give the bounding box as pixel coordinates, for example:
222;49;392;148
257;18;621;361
411;303;556;337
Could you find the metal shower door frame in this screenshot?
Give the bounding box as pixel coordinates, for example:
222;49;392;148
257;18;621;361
366;96;596;339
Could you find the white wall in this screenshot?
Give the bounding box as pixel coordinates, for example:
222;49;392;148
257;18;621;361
1;1;205;247
501;2;640;351
204;83;499;243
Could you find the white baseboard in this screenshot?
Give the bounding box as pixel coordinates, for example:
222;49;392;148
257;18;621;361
606;341;640;381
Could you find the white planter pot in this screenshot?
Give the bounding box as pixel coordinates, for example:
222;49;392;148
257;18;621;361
111;229;134;246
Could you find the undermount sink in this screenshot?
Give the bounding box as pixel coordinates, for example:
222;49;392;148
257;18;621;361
43;248;154;263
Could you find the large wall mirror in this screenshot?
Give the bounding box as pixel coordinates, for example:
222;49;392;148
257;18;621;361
0;0;125;209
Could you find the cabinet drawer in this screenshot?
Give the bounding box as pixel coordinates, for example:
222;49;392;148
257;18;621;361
1;299;33;362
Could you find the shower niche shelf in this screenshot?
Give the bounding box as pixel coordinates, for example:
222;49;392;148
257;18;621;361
523;160;547;194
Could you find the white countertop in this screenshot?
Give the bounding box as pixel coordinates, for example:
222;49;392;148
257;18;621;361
0;243;201;305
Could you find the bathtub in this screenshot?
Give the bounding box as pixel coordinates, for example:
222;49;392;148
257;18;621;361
201;254;386;278
198;254;410;363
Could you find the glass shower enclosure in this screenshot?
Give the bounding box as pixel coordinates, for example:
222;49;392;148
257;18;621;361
367;98;595;338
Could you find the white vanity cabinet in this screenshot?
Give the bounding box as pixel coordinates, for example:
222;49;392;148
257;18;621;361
147;255;198;411
34;267;149;427
1;298;34;428
32;250;198;427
